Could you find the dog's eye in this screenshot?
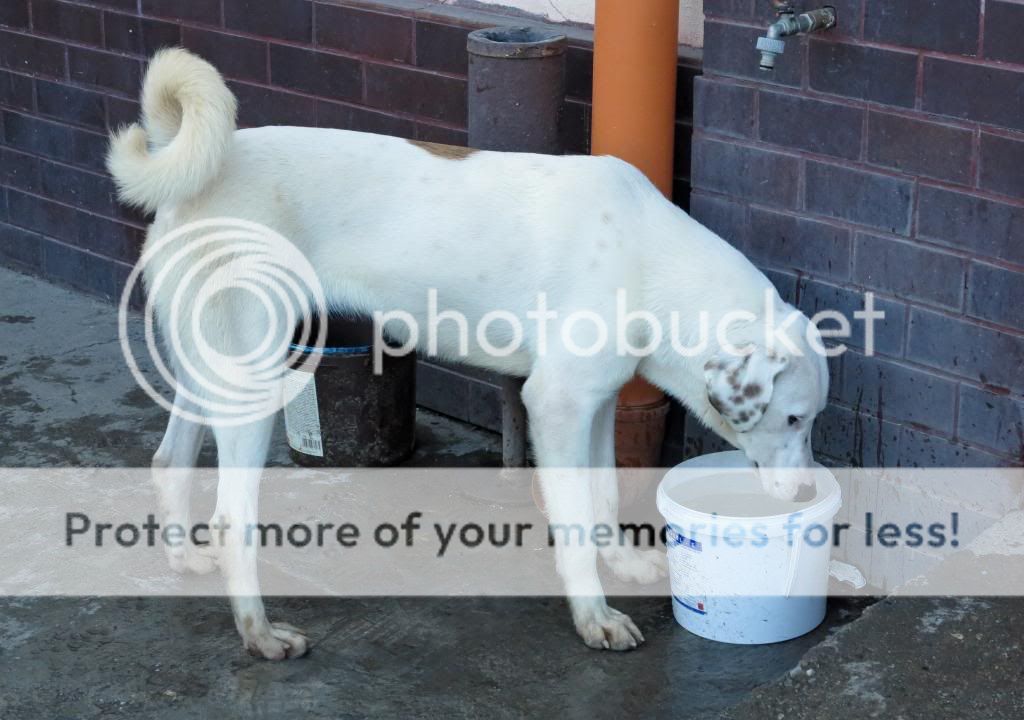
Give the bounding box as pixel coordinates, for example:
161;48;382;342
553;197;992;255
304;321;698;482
788;415;801;427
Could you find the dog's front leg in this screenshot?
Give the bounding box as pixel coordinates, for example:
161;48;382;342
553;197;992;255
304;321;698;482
211;418;308;660
590;398;667;585
524;375;645;651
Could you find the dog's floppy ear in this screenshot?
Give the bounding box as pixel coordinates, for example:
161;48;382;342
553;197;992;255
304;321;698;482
704;348;789;432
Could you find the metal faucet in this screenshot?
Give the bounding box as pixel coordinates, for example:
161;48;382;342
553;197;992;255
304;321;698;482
756;3;837;71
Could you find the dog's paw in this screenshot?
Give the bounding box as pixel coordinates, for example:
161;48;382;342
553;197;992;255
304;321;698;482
574;604;645;651
606;548;668;585
243;621;309;661
166;545;218;575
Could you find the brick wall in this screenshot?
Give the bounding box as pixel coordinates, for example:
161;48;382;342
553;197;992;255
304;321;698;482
0;0;700;433
685;0;1024;468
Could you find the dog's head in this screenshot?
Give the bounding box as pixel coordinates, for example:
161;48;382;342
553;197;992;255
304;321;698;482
704;308;829;501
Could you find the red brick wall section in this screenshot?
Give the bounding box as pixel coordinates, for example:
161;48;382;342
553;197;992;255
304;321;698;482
0;0;699;300
0;0;700;435
686;0;1024;468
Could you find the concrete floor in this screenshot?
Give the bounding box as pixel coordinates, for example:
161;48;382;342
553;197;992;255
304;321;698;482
0;265;1019;718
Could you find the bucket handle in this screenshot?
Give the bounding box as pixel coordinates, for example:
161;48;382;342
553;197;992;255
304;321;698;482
783;526;803;598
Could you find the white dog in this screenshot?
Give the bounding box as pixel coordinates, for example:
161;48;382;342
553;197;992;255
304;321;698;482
108;49;828;659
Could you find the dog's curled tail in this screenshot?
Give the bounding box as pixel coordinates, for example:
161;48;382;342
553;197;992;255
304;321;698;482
107;48;237;213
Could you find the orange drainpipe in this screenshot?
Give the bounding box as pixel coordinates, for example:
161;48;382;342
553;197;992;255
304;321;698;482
592;0;679;468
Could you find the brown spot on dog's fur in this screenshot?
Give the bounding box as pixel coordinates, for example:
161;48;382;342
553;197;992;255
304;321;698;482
738;411;750;423
708;393;725;414
731;395;745;405
408;139;478;161
243;616;254;632
743;383;762;398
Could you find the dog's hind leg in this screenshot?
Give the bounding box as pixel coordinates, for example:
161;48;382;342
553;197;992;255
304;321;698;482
589;398;667;585
524;371;644;651
209;416;308;660
152;389;215;574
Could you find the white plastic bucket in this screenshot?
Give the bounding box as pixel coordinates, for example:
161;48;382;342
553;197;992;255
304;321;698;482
657;451;842;645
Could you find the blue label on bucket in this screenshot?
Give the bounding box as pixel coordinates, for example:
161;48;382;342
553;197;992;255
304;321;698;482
667;526;702;552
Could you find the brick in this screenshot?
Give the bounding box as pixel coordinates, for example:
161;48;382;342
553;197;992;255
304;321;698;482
365;63;466;126
38;156;131;217
224;0;312;43
812;404;900;468
967;262;1024;332
0;147;41;193
853;234;965;310
105;13;180;57
691;136;799;208
182;27;266;83
41;238;130;300
141;0;220;26
688;192;747;249
415;21;470;76
898;427;1005;468
748;207;852;279
415;123;466;146
69;126;107;171
958;386;1024;458
269;45;361;104
759;91;862;160
917;185;1024;265
703;0;754;18
316;4;412;64
7;189;143;260
0;30;65;78
106;96;140;129
870;112;974;186
805;161;913;235
838;352;957;433
4;110;73;162
69;47;142;94
797;278;906;356
0;221;43;270
864;0;980;55
32;0;102;45
0;0;29;28
316;100;415;139
985;1;1024;66
979;132;1024;199
0;69;34;111
36;80;105;129
923;58;1024;133
39;159;123;217
86;0;136;10
228;81;316;127
693;77;754;139
702;20;802;87
907;307;1024;392
808;39;917;108
763;268;798;305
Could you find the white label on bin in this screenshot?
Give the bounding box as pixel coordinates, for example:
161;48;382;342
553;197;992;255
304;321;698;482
284;369;323;457
668;528;707;615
